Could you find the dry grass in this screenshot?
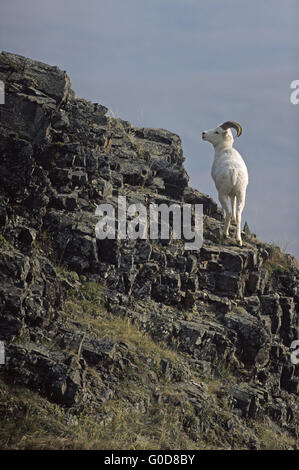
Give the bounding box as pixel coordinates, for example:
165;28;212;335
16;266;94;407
254;417;297;450
0;373;203;450
0;280;202;450
1;280;296;451
64;281;178;364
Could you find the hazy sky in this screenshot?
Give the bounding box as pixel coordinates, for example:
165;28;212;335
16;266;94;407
1;0;298;257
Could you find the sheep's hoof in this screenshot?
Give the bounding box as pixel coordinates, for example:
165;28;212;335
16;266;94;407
236;239;242;247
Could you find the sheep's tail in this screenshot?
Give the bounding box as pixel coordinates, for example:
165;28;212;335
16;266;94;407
230;168;238;186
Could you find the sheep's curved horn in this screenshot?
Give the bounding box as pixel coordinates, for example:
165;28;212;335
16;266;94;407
220;121;242;137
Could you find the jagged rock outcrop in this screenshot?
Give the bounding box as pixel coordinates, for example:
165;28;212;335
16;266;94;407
0;52;298;449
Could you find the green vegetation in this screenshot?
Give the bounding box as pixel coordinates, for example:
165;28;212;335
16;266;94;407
263;243;291;276
0;234;11;248
23;74;38;88
34;230;54;257
10;131;20;141
0;234;7;247
109;115;147;160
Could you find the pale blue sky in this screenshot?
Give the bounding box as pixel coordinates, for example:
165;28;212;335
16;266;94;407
1;0;298;257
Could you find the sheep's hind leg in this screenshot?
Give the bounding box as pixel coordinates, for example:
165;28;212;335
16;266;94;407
219;193;231;238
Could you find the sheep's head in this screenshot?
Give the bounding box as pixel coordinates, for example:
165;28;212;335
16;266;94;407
202;121;242;148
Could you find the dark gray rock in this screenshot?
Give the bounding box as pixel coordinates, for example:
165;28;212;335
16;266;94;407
214;272;243;298
226;383;269;418
224;307;270;366
0;52;74;105
6;343;85;406
0;53;298;445
183;187;222;220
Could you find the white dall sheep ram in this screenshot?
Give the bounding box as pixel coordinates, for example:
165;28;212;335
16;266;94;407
202;121;248;246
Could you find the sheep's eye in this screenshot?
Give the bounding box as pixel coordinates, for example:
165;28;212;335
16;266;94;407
215;131;219;134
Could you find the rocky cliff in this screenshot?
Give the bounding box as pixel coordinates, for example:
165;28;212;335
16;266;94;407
0;52;298;450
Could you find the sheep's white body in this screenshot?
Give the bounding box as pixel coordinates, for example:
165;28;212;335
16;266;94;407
202;123;248;246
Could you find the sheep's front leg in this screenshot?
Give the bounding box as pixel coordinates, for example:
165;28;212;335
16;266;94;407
236;192;246;246
219;193;231;238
